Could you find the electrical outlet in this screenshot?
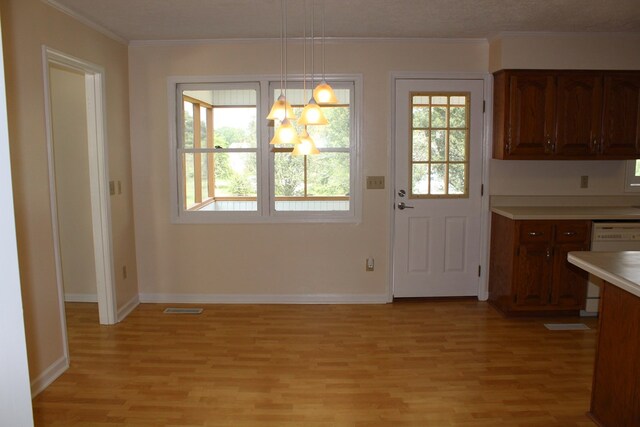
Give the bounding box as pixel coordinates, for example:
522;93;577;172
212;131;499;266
366;258;374;271
109;181;115;195
580;175;589;188
122;265;127;279
117;180;122;194
366;176;385;189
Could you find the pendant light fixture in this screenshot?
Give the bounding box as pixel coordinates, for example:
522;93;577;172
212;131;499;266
294;0;320;155
298;0;328;126
292;127;320;156
313;0;338;105
267;0;296;122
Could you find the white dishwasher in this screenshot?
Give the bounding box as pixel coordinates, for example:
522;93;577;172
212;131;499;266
582;221;640;316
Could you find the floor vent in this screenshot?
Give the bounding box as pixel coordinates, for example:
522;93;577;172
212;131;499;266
544;323;590;331
163;308;203;314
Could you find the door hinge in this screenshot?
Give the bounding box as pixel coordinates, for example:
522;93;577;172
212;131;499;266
478;265;481;277
481;184;484;196
483;100;486;113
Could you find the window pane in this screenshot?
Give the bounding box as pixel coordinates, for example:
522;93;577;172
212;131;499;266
213;107;257;148
449;106;466;128
307;153;350;197
431;130;446;161
412;130;429;162
183;102;194;149
274;152;305;197
412;106;429;128
184;152;257;211
449;164;466;195
449;130;467;162
430;164;446;195
431;106;447;128
412;164;428;195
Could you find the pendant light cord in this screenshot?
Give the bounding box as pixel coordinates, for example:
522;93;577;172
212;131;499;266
303;0;307;101
321;0;326;79
310;0;315;89
283;0;288;98
279;0;284;93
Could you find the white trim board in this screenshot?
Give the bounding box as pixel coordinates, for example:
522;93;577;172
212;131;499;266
117;294;140;322
64;294;98;303
42;46;118;327
139;293;390;305
30;355;69;397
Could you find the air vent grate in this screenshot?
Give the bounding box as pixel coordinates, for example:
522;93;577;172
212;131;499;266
544;323;589;331
163;308;203;314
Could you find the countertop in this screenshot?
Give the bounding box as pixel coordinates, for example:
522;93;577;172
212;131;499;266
568;251;640;298
491;205;640;220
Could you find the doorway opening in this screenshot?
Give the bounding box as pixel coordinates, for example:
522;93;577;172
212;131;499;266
43;47;117;329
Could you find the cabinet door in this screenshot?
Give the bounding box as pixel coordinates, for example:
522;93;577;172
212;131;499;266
507;73;556;157
551;242;589;309
602;73;640;157
555;74;603;157
514;243;552;307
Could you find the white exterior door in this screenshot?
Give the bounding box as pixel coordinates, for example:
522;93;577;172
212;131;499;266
393;78;484;297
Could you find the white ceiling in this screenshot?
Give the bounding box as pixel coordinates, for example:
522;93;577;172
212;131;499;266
48;0;640;42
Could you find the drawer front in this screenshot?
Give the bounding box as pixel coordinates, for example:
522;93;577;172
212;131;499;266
555;221;590;243
519;222;553;243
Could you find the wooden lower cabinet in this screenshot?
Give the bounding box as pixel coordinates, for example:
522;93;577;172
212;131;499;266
489;214;591;315
589;282;640;426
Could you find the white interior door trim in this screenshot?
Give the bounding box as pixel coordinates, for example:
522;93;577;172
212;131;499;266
388;72;492;301
42;46;118;325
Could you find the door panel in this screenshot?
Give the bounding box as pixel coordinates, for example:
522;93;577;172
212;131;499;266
393;78;484;297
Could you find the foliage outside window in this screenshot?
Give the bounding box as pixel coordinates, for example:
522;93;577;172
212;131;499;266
174;79;359;222
410;93;470;198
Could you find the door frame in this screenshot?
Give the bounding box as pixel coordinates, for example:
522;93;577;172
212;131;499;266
42;46;117;326
388;72;493;301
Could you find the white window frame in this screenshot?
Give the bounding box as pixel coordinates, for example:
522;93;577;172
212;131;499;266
168;75;362;224
625;159;640;192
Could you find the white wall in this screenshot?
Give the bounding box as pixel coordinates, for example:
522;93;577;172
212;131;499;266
50;64;97;299
128;39;488;300
489;33;640;197
0;14;34;425
1;0;138;392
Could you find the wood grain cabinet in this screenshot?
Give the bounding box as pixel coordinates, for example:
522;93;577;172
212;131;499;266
493;70;640;160
488;214;591;315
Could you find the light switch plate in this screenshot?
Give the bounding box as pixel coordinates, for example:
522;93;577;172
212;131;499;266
366;176;385;189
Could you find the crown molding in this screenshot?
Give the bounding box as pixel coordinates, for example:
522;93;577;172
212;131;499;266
488;31;640;42
43;0;128;45
129;36;489;47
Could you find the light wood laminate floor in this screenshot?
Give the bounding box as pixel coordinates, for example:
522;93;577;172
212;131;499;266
33;301;598;426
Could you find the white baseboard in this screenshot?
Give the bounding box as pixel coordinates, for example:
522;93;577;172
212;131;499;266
117;294;140;322
64;293;98;303
30;355;69;397
138;293;391;304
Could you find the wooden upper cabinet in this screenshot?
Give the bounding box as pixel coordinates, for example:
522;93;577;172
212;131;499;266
555;74;603;157
493;69;640;160
507;72;556;157
601;73;640;157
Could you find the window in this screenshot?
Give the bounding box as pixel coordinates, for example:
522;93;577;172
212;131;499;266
625;159;640;191
171;77;360;223
410;93;469;198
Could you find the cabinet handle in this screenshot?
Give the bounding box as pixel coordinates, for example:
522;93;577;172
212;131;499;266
562;231;576;236
592;139;598;151
545;138;552;153
546;248;552;260
528;231;542;236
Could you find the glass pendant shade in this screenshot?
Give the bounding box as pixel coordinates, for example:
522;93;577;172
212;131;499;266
298;98;328;125
292;129;320;156
267;94;296;121
270;118;300;145
313;80;338;104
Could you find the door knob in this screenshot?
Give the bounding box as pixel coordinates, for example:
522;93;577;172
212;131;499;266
397;202;414;210
398;189;406;197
